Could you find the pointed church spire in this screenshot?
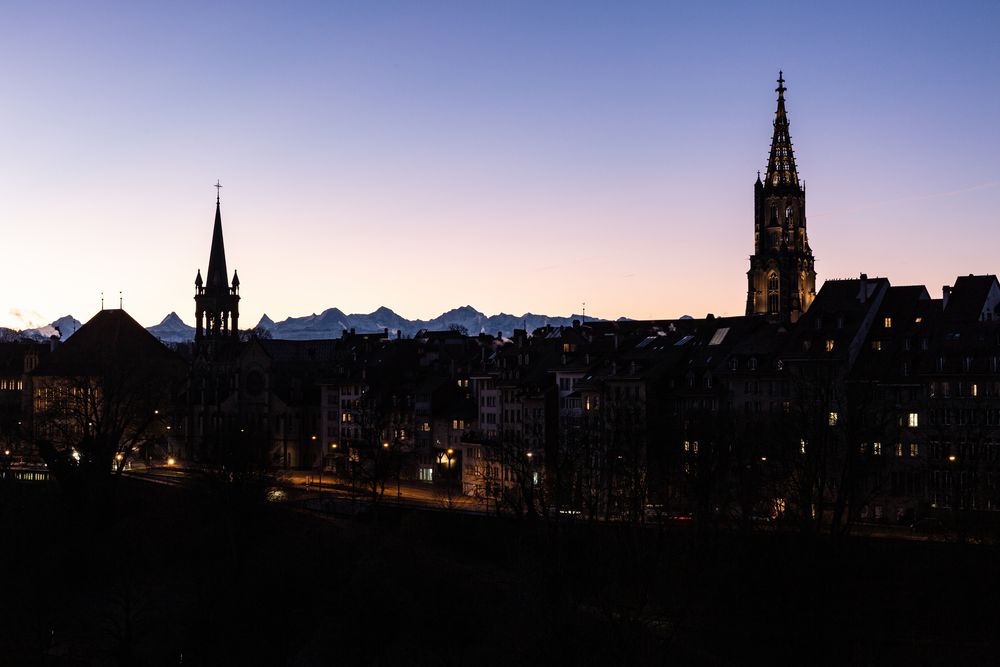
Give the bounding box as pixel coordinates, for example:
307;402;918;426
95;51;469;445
764;71;799;189
205;194;229;294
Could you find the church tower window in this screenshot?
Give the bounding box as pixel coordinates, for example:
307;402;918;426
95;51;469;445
767;273;780;314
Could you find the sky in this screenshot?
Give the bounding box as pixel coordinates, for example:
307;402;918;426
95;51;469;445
0;1;998;330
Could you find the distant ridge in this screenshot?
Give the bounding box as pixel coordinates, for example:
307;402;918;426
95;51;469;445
17;307;609;345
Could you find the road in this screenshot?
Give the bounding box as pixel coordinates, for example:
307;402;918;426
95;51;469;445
124;464;487;513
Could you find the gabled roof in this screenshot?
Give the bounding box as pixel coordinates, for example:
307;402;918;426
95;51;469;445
32;309;181;377
944;274;999;322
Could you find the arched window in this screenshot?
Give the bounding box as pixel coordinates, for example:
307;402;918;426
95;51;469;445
767;273;780;314
785;205;794;227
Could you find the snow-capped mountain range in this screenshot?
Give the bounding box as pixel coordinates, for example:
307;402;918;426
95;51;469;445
13;308;607;344
246;306;600;342
14;315;84;342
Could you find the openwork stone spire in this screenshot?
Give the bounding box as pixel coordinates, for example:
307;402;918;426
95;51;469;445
764;71;799;190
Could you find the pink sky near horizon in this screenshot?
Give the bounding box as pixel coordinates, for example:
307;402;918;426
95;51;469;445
0;3;997;331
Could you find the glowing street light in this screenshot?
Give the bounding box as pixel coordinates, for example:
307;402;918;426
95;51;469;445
166;457;176;466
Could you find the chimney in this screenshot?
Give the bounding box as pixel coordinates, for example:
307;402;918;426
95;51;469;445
943;285;952;310
383;327;389;338
396;329;401;340
859;273;868;304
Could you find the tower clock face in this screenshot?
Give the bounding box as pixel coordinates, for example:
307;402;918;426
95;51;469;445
246;370;265;397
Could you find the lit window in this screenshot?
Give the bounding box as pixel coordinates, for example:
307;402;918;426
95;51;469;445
973;384;979;397
884;317;892;328
895;443;904;457
908;412;919;428
799;439;807;454
767;273;780;314
683;440;690;452
910;443;919;457
826;340;835;352
873;442;882;456
915;316;923;324
828;411;839;426
872;340;882;351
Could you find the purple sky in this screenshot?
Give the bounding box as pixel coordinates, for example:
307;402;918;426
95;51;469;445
0;2;997;330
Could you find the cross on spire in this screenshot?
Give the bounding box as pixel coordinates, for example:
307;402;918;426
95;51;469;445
214;179;223;203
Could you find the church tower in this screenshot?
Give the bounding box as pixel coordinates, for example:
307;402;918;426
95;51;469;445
745;72;816;323
195;185;240;340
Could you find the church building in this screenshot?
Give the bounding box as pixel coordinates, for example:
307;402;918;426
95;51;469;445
745;73;817;324
183;188;329;468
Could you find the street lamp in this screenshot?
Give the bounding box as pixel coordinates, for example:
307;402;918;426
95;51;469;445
444;448;456;507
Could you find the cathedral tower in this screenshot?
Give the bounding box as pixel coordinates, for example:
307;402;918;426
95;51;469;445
745;72;816;323
195;186;240;340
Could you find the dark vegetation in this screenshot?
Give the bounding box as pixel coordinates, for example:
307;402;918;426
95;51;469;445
1;475;999;666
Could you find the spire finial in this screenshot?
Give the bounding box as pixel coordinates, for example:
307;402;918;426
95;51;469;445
214;179;223;204
776;71;786;99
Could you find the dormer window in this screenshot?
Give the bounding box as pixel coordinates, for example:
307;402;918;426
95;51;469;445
884;317;892;329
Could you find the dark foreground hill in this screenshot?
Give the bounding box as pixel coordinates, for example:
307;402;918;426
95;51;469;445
1;477;998;665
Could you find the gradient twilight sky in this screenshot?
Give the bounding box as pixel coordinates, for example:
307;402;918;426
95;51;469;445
0;2;998;330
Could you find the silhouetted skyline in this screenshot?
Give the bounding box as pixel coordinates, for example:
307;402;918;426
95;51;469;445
0;2;997;330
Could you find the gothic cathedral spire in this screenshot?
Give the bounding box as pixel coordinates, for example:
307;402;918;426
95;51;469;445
195;184;240;340
746;72;816;323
